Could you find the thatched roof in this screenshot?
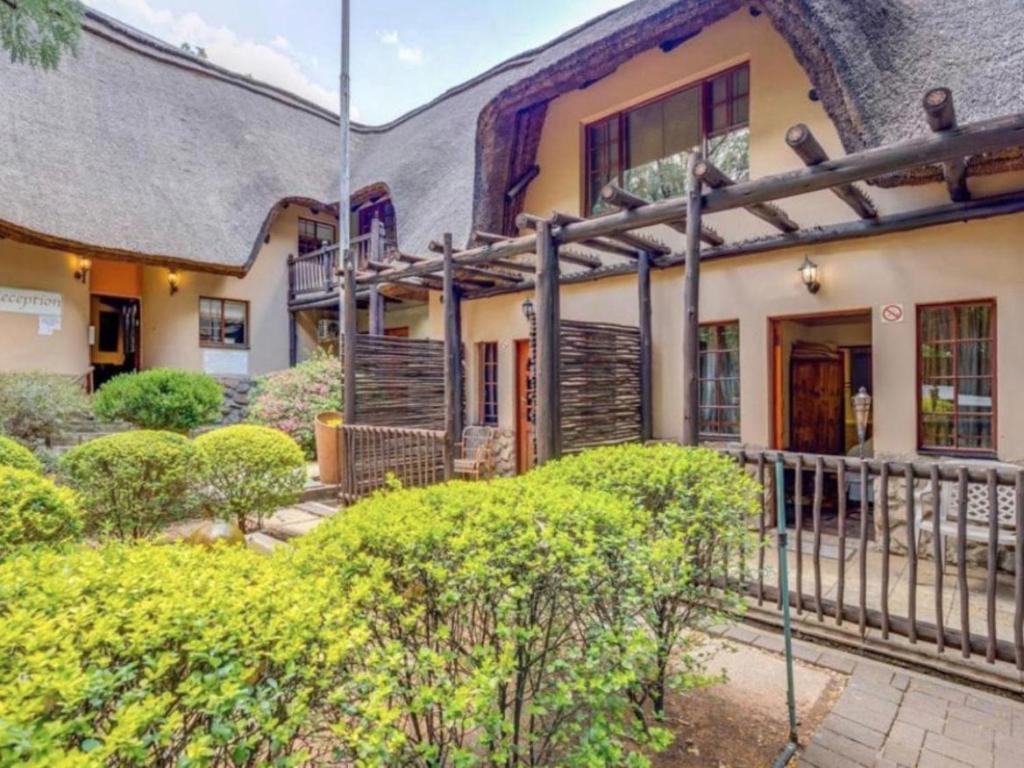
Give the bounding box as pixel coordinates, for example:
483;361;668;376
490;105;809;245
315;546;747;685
1;1;1021;274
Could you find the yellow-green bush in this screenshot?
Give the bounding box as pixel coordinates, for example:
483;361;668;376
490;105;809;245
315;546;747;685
0;466;82;558
0;543;360;767
59;431;206;539
0;434;43;474
195;425;306;532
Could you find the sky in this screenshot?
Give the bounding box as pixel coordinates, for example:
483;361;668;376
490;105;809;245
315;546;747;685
87;0;631;124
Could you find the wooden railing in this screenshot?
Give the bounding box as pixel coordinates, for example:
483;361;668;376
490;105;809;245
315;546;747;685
288;221;398;304
339;424;449;504
725;449;1024;670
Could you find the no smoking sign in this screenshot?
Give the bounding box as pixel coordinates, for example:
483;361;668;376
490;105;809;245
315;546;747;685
880;303;904;324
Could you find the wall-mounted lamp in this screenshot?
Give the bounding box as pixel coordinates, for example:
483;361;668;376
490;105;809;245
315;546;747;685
168;269;180;296
798;256;820;294
521;297;535;323
73;256;92;284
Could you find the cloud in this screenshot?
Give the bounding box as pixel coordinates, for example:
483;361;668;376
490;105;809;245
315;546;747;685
376;29;423;66
90;0;346;114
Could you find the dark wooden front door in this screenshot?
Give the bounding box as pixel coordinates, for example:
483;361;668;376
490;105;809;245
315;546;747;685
515;339;534;474
790;356;844;455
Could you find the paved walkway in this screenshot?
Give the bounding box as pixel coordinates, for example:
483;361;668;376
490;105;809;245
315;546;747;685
718;624;1024;768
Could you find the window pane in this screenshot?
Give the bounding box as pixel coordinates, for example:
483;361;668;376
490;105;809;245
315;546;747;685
957;340;992;376
699;322;739;437
587;117;620;214
922;413;954;448
921;343;953;379
707;126;750;182
199;299;222;344
623;87;700;203
920;307;953;341
957;377;992;412
223;301;246;346
957;304;991;339
957;416;992;449
315;222;336;244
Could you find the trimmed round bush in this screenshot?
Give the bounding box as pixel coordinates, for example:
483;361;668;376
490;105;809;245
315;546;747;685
0;543;355;766
0;434;44;474
0;371;90;445
194;425;306;532
0;466;82;558
93;368;223;432
248;350;342;458
59;430;206;539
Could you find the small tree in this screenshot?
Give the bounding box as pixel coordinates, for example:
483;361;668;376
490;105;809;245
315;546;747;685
93;369;223;433
0;0;84;70
0;372;90;446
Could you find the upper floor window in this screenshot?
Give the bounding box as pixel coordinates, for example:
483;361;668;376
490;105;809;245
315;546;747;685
699;321;740;439
584;64;750;215
298;218;337;257
919;301;996;454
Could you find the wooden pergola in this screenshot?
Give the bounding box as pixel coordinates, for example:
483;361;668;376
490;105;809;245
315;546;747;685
348;89;1024;466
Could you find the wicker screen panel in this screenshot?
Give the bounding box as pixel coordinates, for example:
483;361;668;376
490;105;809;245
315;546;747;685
558;320;642;453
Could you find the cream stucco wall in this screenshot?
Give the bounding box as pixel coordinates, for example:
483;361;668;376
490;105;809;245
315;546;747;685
436;8;1024;461
0;240;91;375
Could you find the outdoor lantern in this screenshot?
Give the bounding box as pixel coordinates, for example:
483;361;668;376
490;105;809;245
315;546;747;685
73;256;91;284
798;256;820;294
852;386;872;456
521;297;535;323
168;269;180;296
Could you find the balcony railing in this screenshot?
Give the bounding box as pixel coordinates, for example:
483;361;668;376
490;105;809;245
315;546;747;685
288;221;396;304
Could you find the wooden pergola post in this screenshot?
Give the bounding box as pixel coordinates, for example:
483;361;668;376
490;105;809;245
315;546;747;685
638;250;653;442
342;248;357;425
442;233;463;478
368;287;384;336
682;152;702;446
534;219;561;464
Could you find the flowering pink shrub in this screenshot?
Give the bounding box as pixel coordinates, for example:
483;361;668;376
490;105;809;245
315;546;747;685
248;351;341;457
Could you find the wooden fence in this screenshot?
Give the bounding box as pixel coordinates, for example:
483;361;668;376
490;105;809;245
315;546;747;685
547;320;643;454
339;424;447;504
726;449;1024;670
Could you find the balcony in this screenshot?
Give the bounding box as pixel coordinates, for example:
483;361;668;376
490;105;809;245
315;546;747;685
287;223;397;308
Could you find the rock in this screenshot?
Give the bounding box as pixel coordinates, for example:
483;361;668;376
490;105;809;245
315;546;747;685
186;519;245;547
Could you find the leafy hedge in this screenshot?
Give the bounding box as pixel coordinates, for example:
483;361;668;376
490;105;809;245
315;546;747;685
93;369;223;432
0;434;44;474
0;371;90;446
195;425;306;532
248;351;342;458
0;444;759;766
0;467;82;558
59;431;206;540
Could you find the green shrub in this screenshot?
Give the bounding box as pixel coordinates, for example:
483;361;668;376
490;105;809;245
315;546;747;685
0;371;90;445
59;431;205;539
0;466;82;558
0;434;44;474
248;350;342;458
93;368;223;432
292;478;668;766
195;425;306;532
530;443;760;714
0;543;357;766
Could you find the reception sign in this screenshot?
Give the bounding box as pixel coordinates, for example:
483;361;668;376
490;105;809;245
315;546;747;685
0;286;63;316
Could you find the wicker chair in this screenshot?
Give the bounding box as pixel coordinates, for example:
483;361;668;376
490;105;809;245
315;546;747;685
454;426;498;480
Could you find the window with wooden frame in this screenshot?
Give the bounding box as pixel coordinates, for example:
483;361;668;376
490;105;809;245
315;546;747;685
298;218;337;257
699;321;740;438
478;341;499;426
584;63;750;215
918;300;996;454
199;297;249;348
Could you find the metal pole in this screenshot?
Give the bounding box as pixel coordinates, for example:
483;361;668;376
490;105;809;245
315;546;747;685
337;0;351;345
772;456;799;767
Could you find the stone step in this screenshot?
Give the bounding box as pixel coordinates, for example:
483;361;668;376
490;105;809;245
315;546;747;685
301;481;340;504
246;532;286;554
295;500;337;518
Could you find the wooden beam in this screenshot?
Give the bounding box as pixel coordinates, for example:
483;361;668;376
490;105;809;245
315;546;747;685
517;212;639;259
342;250;357;425
288;310;298;366
694;158;800;232
600;183;725;245
368;286;384;336
682;153;702;446
427;240;525;283
550;210;671;256
923;88;970;202
505;164;540;200
785;124;878;218
442;233;461;479
638;250;653;443
534;220;561;464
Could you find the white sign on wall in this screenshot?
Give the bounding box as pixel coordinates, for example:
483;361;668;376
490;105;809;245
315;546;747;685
0;286;62;316
203;348;250;376
880;303;905;324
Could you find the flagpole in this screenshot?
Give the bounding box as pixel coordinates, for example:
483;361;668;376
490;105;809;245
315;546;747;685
338;0;351;340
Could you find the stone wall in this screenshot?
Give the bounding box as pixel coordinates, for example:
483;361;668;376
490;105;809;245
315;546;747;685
492;428;516;477
215;376;254;425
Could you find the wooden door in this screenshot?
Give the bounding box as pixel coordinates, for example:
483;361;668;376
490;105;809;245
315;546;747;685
790;356;844;455
515;339;534;474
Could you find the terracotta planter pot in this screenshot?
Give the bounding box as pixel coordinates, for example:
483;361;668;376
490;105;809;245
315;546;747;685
314;411;343;486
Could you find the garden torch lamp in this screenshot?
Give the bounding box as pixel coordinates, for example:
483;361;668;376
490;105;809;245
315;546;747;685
853;386;872;458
